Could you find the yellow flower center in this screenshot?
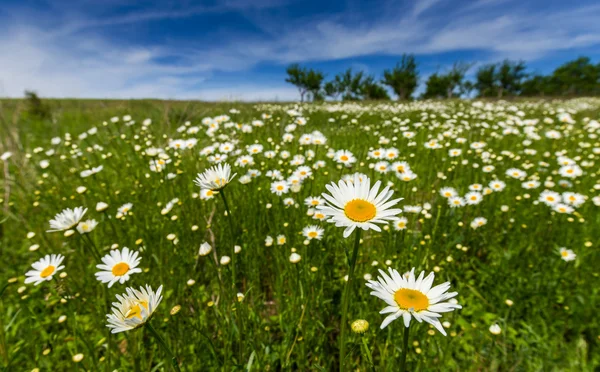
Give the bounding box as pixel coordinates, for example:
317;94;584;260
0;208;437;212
444;192;452;197
308;231;318;238
561;250;569;257
394;288;429;312
340;155;349;161
112;262;130;276
344;199;377;222
311;200;319;205
40;265;55;278
277;185;284;191
125;301;149;320
398;222;406;228
547;196;555;202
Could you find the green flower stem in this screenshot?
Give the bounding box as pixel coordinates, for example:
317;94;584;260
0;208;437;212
145;322;181;372
399;323;411;372
219;189;237;290
339;228;362;372
218;188;245;361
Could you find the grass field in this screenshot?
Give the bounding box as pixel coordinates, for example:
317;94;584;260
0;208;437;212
1;97;599;371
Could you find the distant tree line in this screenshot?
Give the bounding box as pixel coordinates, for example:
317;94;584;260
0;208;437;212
285;55;600;101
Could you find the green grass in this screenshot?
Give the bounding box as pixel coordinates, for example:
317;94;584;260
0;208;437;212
0;97;599;371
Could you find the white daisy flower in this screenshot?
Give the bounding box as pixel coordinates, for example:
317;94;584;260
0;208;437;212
76;219;98;234
106;285;163;333
194;163;237;191
25;254;65;285
366;267;462;334
302;225;324;240
317;173;402;238
270;181;290;196
95;248;143;288
48;207;87;232
559;247;576;261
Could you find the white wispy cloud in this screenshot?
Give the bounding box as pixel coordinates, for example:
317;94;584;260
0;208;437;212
0;0;598;99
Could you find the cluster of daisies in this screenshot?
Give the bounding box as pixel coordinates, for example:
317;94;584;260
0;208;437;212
25;206;162;333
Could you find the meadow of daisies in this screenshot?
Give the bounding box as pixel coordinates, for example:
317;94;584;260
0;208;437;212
1;98;599;371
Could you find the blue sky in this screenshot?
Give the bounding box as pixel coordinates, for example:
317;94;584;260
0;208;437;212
1;0;599;100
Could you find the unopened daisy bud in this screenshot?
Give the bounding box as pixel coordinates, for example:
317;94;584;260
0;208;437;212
72;354;84;363
170;305;181;315
351;319;369;334
27;232;36;239
364;273;372;280
111;243;119;249
58;315;67;323
289;253;301;263
442;321;451;328
234;245;241;254
64;229;75;237
76;186;87;194
220;256;231;265
167;233;176;241
199;242;212;256
96;202;109;212
266;203;272;209
186;279;195;286
489;324;502;335
191;225;199;231
8;277;17;283
17;286;26;294
505;299;514;306
42;349;51;355
237;293;245;302
29;244;39;252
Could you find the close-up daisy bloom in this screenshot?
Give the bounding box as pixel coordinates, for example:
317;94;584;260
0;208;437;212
194;163;237;191
25;254;65;285
317;173;402;238
302;225;324;240
106;285;163;333
366;267;462;334
559;247;576;261
95;247;143;288
47;207;87;232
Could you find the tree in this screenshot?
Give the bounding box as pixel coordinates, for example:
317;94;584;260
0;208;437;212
382;54;419;100
551;57;600;96
496;60;527;97
304;69;325;101
520;75;554;96
285;64;325;102
361;76;390;100
461;80;475;98
422;73;451;99
324;81;342;100
285;64;308;102
24;90;51;120
446;62;472;98
329;69;366;101
475;64;497;97
422;62;472;99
